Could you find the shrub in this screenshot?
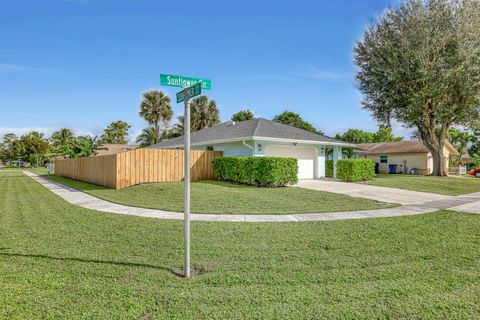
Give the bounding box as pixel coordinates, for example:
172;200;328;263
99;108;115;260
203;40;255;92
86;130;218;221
336;159;375;182
325;160;334;177
470;154;480;169
212;156;298;187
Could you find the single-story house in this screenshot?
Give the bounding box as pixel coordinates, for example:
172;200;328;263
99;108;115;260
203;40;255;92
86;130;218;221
96;144;139;156
149;118;352;179
356;141;459;174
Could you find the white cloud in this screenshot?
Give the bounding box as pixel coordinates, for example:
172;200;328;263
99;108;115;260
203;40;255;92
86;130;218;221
0;63;56;73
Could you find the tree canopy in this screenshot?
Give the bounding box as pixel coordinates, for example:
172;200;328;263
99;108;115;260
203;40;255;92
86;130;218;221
50;128;74;151
336;127;403;144
273;111;323;135
139;90;173;141
372;127;403;143
100;120;131;145
190;95;221;131
469;129;480;157
231;110;254;122
61;136;99;158
335;129;374;144
136;127;158;147
354;0;480;175
18;132;50;166
447;128;476;160
0;133;22;165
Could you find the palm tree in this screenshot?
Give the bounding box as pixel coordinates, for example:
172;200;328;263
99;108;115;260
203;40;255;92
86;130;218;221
172;116;185;135
136;127;158;147
342;147;357;159
190;95;220;131
326;147;356;159
50;128;74;149
448;128;476;160
139;90;173;140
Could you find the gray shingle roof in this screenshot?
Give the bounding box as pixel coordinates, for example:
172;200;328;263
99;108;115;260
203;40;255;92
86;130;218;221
148;118;349;148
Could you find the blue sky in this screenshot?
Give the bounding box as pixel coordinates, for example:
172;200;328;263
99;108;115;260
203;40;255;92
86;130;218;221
0;0;408;142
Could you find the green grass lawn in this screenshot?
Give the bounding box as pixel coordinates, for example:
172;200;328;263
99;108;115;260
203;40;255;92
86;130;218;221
43;175;394;214
0;166;47;174
362;173;480;195
2;171;480;319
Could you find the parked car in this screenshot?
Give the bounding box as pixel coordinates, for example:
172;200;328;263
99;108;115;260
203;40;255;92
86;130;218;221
469;168;480;178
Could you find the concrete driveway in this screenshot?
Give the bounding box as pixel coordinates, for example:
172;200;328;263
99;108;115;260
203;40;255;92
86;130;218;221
296;179;455;205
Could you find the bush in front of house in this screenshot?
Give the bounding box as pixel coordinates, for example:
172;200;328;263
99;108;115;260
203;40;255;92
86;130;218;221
336;159;375;182
325;160;334;177
212;156;298;187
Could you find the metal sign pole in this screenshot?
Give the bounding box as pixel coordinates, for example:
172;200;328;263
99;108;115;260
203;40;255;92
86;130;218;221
161;74;210;278
184;97;191;278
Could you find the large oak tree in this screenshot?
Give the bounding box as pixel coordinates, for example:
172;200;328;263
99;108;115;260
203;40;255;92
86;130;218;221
355;0;480;176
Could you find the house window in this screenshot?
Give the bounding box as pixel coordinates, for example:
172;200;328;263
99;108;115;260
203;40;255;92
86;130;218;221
380;155;388;163
206;146;214;151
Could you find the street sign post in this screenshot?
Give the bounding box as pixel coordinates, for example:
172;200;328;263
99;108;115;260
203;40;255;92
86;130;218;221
176;82;201;103
160;74;211;278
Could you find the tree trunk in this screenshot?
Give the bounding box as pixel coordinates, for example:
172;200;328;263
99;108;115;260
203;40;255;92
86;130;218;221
154;122;160;143
430;146;446;176
418;100;449;177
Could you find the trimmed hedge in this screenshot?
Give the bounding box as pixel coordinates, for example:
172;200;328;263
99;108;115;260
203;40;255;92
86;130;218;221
212;156;298;187
336;159;375;182
325;160;334;178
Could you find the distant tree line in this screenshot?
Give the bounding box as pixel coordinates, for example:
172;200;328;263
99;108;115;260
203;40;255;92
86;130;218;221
0;120;134;166
335;127;403;144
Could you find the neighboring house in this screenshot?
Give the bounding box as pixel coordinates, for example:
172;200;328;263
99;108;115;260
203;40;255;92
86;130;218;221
96;144;139;156
356;141;459;174
149;118;351;179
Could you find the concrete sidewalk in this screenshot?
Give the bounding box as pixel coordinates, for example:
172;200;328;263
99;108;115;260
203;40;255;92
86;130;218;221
24;172;479;223
296;179;454;206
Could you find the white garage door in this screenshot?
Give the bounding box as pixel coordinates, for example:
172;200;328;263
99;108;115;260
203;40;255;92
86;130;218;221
265;146;316;179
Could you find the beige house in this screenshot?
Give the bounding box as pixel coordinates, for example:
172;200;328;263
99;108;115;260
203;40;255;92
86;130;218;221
357;141;459;174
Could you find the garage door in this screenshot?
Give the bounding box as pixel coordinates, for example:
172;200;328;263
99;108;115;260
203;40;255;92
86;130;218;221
265;146;316;179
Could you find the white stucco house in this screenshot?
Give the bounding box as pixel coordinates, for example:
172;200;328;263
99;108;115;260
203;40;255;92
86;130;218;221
148;118;352;179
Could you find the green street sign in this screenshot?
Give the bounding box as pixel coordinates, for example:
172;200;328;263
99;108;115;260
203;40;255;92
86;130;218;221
176;83;202;103
160;74;211;90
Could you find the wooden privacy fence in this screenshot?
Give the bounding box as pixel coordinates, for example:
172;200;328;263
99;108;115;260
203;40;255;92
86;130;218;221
55;149;223;189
